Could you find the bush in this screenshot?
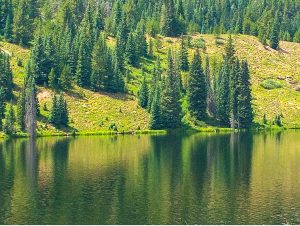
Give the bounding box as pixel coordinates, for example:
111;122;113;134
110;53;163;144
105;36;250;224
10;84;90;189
260;79;283;90
191;38;205;49
215;38;225;46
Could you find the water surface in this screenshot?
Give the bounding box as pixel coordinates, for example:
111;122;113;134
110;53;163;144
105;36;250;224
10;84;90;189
0;131;300;224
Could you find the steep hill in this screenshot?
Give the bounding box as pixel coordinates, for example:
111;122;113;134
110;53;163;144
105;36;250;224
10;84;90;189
1;34;300;133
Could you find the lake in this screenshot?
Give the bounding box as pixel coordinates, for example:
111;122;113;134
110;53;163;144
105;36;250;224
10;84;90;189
0;131;300;224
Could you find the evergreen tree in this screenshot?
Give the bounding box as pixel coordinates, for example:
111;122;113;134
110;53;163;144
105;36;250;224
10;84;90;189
179;34;189;72
58;95;69;126
59;65;72;90
150;82;162;129
4;1;13;42
237;61;253;128
135;20;148;58
16;85;26;131
138;71;149;108
187;49;207;121
160;49;182;128
270;13;280;50
126;33;138;66
49;95;59;124
0;53;13;100
217;59;230;126
3;102;16;135
13;0;32;46
161;0;177;37
48;68;58;88
0;88;6;130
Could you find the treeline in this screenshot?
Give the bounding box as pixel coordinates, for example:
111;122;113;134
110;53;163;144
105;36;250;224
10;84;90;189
0;0;299;48
139;36;253;129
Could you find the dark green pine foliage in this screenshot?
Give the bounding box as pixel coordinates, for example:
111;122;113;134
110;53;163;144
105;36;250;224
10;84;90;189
4;0;13;42
187;49;207;121
138;70;149;108
58;95;69;127
237;61;253;129
270;12;280;50
150;82;162;129
13;0;33;46
48;68;58;89
160;49;182;129
16;84;26;131
177;0;185;19
217;59;230;127
0;52;13;100
49;95;69;127
179;34;189;71
126;33;138;67
3;102;16;135
59;65;72;90
49;95;58;125
161;0;177;37
0;88;6;130
229;60;240;128
29;34;48;85
91;35;115;92
76;37;92;87
135;20;148;58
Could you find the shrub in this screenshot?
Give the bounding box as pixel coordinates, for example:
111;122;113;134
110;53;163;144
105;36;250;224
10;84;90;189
260;79;282;90
191;38;205;49
17;58;23;67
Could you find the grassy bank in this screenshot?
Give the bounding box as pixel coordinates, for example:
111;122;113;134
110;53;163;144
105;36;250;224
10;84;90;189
1;34;300;133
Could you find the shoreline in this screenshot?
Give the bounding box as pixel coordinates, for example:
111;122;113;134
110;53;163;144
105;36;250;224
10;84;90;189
0;126;294;139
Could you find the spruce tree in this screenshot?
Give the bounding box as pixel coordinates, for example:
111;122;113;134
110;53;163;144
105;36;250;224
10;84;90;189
161;0;177;37
179;34;189;72
270;13;280;50
237;61;253;129
138;71;149;108
59;65;72;90
49;95;59;124
217;59;230;127
0;88;6;130
150;82;162;129
126;33;138;67
187;49;207;121
160;49;182;128
16;86;26;131
3;103;16;135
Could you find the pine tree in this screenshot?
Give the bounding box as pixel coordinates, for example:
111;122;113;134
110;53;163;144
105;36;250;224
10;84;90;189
126;33;138;66
3;102;16;135
237;61;253;128
135;20;148;58
150;82;162;129
58;95;69;126
138;70;149;108
229;60;240;128
4;1;13;42
205;56;216;117
187;49;207;121
59;65;72;90
49;95;59;124
48;68;58;88
16;85;26;131
160;49;182;128
217;59;230;126
13;0;33;46
0;53;13;100
161;0;177;37
179;34;189;72
270;13;280;50
0;88;6;130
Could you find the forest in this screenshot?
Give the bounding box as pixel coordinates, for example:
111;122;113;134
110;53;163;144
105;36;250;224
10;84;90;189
0;0;299;136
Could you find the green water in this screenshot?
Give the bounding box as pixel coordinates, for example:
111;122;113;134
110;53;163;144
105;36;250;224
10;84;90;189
0;131;300;224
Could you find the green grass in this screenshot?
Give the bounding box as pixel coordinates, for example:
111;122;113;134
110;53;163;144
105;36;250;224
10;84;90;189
1;33;300;133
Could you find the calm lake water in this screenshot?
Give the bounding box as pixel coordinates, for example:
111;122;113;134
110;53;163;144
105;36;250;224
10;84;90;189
0;131;300;224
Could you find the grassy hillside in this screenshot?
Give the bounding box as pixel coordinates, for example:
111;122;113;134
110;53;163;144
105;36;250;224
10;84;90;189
1;34;300;133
